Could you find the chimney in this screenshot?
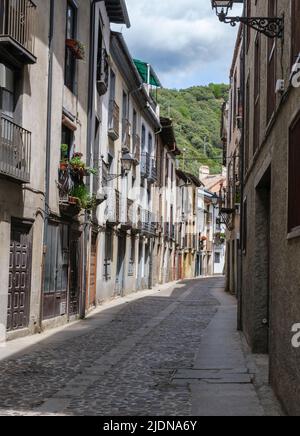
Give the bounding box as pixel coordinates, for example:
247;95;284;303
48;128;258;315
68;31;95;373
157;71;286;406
222;166;227;178
199;165;210;181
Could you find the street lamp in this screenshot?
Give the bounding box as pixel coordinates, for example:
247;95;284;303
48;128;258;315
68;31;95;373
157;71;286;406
211;193;219;208
211;0;284;38
121;152;135;175
102;152;135;184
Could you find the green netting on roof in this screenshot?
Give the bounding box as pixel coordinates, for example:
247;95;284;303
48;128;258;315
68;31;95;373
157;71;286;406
133;59;162;87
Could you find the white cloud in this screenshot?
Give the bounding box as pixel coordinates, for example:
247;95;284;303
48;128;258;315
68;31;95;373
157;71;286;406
113;0;243;88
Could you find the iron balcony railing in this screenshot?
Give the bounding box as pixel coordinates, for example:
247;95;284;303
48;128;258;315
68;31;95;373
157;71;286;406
133;134;141;164
149;158;157;183
184;234;196;250
96;48;109;96
120;197;134;229
141;152;150;178
105;189;120;224
0;0;36;62
141;209;156;235
128;259;135;277
108;100;120;141
0;115;31;183
164;222;170;240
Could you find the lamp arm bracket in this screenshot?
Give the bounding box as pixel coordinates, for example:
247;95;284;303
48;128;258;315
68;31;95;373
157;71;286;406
220;15;284;38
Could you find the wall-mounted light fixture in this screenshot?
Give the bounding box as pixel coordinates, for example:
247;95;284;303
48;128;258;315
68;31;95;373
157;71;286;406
211;0;284;38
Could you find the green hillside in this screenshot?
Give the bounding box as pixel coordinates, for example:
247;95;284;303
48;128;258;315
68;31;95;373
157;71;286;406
157;84;228;176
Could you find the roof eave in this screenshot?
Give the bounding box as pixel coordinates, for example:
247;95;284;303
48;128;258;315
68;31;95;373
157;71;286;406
105;0;131;28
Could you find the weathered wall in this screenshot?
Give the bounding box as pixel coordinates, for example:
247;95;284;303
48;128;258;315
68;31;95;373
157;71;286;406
241;0;300;415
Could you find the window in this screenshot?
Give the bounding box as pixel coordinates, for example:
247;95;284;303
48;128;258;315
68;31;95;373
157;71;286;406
267;0;277;123
288;114;300;233
65;1;77;91
148;133;153;155
0;64;15;119
245;77;250;172
291;0;300;65
132;109;137;140
246;0;251;51
44;222;69;294
61;125;74;160
165;156;169;186
253;35;261;153
141;125;146;152
214;252;221;264
242;199;247;253
103;231;113;281
122;91;128;143
128;236;135;277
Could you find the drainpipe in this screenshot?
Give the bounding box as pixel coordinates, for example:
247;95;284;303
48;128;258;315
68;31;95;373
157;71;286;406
237;21;246;331
79;0;99;319
39;0;55;329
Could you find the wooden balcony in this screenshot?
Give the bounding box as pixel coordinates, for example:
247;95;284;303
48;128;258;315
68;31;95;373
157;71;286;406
108;100;120;141
0;114;31;183
122;118;131;152
0;0;37;66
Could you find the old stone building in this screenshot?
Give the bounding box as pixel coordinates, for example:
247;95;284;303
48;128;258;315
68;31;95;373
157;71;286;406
95;30;161;301
0;0;130;339
228;0;300;415
223;26;242;295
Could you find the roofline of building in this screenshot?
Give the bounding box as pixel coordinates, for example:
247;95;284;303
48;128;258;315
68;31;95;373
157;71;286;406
104;0;131;28
111;31;161;129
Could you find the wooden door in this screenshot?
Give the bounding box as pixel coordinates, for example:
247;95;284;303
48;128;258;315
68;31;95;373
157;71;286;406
43;222;69;320
69;230;81;316
116;233;126;296
7;221;32;331
88;232;97;308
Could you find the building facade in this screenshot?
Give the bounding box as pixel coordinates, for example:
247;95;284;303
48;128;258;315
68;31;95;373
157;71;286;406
223;27;242;295
0;0;130;340
226;0;300;415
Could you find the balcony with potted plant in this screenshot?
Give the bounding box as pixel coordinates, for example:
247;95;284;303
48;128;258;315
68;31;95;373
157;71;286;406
58;148;98;216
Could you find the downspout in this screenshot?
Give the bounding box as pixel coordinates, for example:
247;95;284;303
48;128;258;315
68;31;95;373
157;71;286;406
237;22;246;331
40;0;55;329
80;0;99;319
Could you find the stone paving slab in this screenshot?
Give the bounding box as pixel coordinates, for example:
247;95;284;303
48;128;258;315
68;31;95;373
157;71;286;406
0;277;283;416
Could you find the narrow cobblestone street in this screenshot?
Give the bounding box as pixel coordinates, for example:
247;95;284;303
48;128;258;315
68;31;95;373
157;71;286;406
0;278;282;416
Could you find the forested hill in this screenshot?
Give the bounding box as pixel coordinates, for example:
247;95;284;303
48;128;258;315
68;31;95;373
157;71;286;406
158;84;229;176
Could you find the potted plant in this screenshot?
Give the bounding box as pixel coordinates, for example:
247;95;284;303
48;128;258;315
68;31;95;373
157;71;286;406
68;196;79;205
60;144;69;170
66;39;86;60
69;152;98;181
69;183;90;209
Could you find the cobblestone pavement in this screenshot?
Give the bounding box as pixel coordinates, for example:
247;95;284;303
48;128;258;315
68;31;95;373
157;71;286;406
0;278;220;416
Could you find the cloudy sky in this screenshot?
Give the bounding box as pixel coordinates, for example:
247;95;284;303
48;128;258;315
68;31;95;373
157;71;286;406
113;0;243;89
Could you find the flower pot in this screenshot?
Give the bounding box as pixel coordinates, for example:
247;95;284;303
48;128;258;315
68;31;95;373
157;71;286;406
68;196;79;205
60;162;68;171
66;39;85;60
